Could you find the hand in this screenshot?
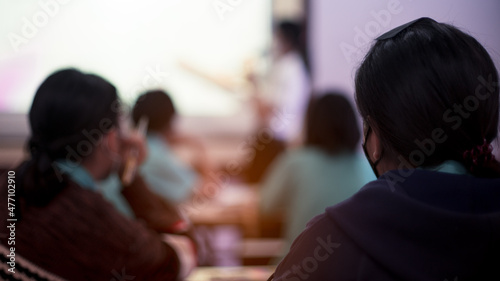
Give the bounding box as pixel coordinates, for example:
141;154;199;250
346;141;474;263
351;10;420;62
253;97;273;125
120;131;148;166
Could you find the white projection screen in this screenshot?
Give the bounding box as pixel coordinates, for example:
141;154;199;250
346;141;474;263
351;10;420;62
0;0;271;116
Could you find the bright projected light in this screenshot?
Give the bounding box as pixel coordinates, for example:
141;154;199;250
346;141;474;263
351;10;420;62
0;0;271;116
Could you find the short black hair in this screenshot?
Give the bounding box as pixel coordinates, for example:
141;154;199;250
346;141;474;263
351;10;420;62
132;90;176;133
355;17;500;177
305;92;360;154
276;21;302;49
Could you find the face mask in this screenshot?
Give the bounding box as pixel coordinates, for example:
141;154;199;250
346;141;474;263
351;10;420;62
362;125;383;178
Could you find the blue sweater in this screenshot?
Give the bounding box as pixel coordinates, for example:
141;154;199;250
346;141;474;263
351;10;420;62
270;169;500;280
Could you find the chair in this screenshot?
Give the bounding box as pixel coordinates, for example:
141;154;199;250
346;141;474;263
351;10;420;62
0;244;66;281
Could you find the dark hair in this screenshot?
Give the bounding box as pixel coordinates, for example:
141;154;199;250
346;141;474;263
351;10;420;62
16;68;119;213
305;92;361;154
276;21;302;49
355;18;500;177
132;90;176;133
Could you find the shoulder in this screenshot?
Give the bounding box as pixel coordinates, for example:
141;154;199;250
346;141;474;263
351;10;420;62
8;182;179;280
271;176;397;280
286;147;324;163
146;135;174;159
265;148;319;176
272;212;364;280
278;52;305;69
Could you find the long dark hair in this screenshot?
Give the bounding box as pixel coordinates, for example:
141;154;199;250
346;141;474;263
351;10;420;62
355;18;500;177
305;92;360;154
16;68;119;214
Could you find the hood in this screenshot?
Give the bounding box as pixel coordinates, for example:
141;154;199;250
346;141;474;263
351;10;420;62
327;169;500;281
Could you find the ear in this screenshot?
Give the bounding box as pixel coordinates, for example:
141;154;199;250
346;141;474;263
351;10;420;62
367;128;383;162
101;128;121;161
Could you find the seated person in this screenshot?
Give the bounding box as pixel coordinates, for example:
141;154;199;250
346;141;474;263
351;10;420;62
0;69;183;280
132;90;205;204
269;18;500;280
99;90;207;233
260;92;374;261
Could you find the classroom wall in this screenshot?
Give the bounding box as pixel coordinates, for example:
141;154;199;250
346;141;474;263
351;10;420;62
309;0;500;94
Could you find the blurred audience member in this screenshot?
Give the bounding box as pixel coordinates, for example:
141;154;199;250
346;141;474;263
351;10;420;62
243;21;311;183
132;90;207;204
99;90;208;233
0;69;182;280
260;92;374;261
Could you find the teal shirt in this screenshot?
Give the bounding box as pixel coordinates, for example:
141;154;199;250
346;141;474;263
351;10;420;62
260;147;375;257
56;160;136;217
99;174;135;217
98;134;197;218
55;160;96;191
421;160;468;175
139;134;198;204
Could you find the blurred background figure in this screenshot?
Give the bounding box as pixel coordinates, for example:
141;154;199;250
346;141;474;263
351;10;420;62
99;89;209;235
249;21;311;144
260;92;375;262
132;90;208;205
242;20;311;183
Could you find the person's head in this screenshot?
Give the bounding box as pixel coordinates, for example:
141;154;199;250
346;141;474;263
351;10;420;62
305;92;361;154
274;21;302;55
132;90;176;135
18;68;121;207
355;17;500;178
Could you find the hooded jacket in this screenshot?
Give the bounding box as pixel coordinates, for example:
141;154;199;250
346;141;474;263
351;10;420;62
270;169;500;281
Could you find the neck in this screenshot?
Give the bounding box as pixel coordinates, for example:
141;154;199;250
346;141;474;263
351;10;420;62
82;161;100;181
82;155;111;181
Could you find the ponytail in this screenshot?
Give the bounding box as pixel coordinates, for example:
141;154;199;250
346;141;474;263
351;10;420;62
15;142;63;220
462;139;500;178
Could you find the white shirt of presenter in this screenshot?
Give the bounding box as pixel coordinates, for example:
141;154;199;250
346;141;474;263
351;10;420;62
264;50;310;145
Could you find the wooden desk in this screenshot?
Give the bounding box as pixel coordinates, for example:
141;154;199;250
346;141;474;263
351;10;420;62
186;266;275;281
185;183;260;237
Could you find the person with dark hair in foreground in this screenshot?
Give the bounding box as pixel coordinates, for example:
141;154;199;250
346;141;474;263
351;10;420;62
260;93;373;262
269;18;500;280
0;69;180;280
